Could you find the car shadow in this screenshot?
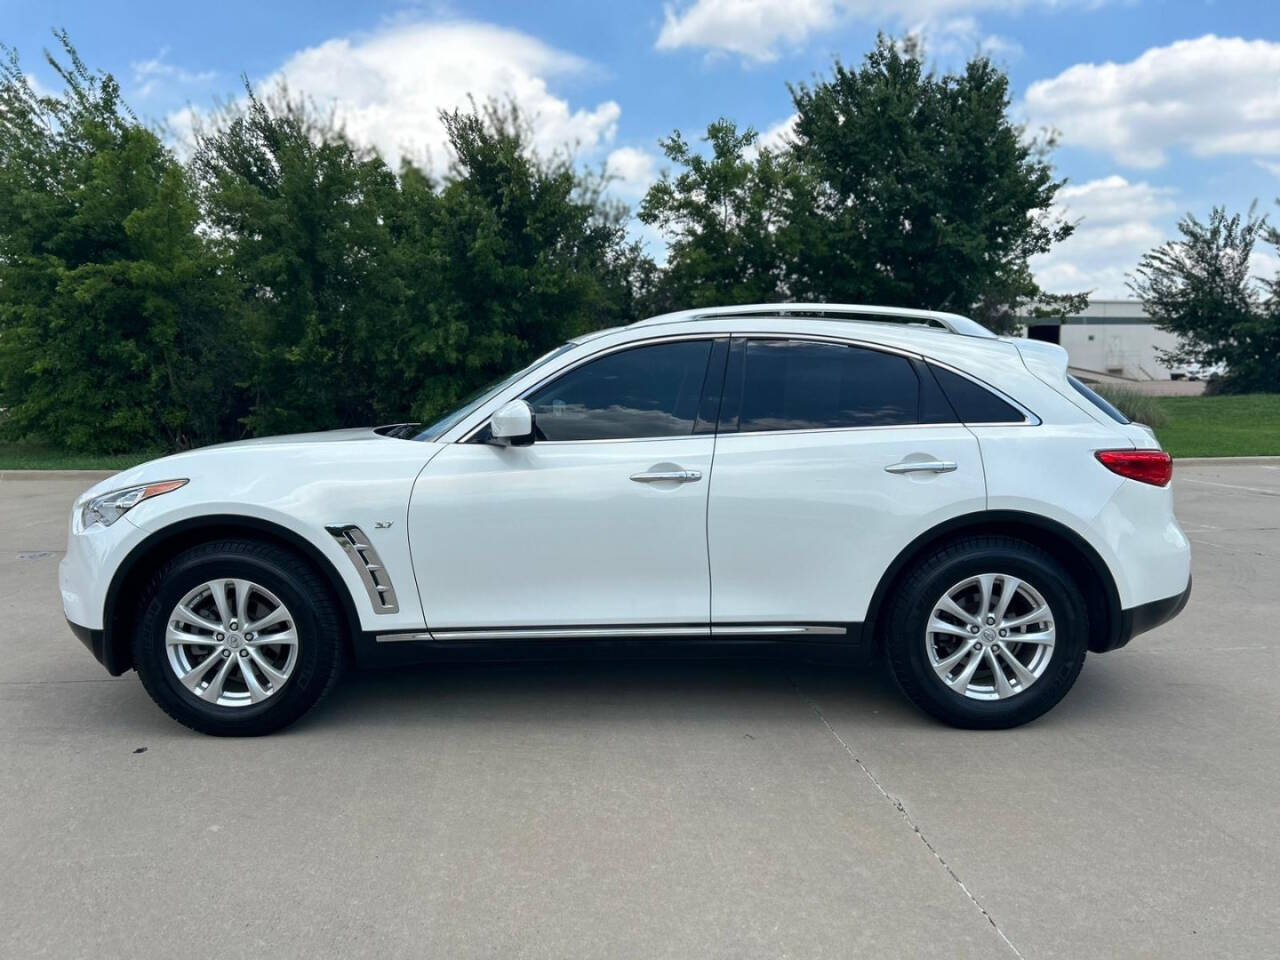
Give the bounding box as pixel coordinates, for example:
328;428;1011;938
67;647;1154;739
293;656;919;735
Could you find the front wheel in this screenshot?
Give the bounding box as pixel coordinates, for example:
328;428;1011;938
885;537;1089;729
132;540;345;736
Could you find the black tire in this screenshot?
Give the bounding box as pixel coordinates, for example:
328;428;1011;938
132;539;345;736
885;536;1088;729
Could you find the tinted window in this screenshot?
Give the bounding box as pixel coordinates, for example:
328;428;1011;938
1068;374;1130;424
526;340;712;441
929;365;1025;423
736;340;919;432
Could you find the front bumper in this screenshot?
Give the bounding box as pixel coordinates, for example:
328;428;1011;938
64;618;126;674
61;498;151;676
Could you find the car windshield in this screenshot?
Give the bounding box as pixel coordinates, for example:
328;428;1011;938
413;343;578;441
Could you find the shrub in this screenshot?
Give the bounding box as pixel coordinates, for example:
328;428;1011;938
1092;384;1169;427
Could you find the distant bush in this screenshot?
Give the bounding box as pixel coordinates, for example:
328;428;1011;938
1093;384;1169;427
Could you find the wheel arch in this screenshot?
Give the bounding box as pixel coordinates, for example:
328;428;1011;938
99;515;361;675
864;510;1124;655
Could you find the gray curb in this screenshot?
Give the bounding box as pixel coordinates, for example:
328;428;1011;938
0;469;119;482
1174;456;1280;466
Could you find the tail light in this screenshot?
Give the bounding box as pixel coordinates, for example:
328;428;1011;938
1095;449;1173;487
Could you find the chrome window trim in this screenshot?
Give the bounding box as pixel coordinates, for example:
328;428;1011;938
451;328;1039;444
457;332;722;445
723;333;1033;435
714;421;982;440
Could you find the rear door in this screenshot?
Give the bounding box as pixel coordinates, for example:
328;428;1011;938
706;337;987;630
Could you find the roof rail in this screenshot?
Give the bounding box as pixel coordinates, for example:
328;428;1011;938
631;302;996;339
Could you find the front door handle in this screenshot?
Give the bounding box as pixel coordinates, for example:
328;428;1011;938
630;469;702;483
885;460;958;475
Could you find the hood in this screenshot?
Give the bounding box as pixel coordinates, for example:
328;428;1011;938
201;424;411;450
209;427;377;450
75;423;425;501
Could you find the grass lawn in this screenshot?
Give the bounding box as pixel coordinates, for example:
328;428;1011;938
1153;394;1280;459
0;442;160;471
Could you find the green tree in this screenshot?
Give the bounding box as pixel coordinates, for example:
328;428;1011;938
192;87;414;435
641;37;1082;332
787;36;1078;332
638;119;807;309
0;34;234;452
1131;206;1279;393
409;102;643;420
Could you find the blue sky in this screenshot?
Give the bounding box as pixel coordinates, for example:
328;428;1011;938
4;0;1279;296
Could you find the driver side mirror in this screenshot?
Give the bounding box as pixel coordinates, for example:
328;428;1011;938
489;399;535;446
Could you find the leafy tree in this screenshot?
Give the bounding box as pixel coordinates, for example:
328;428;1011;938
787;36;1078;332
0;34;235;452
638;119;807;309
407;102;643;421
641;37;1083;332
192;88;412;435
1131;206;1280;393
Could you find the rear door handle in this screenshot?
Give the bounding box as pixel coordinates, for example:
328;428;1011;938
630;470;702;483
884;460;958;475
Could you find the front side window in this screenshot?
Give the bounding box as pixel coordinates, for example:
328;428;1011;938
732;339;920;432
526;340;713;441
415;343;577;441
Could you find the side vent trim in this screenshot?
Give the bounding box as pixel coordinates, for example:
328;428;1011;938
325;525;399;614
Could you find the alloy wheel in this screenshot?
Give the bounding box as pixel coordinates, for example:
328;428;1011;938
925;573;1056;701
164;579;299;707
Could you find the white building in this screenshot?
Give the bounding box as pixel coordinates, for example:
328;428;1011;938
1022;299;1180;381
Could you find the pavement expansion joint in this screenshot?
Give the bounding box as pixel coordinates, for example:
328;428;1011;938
790;675;1026;960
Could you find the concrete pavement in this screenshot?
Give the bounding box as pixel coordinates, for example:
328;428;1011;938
2;464;1277;959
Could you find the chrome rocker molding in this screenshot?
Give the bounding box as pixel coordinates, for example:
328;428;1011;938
374;623;847;643
325;524;399;614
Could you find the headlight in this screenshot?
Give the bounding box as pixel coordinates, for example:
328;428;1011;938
80;479;188;529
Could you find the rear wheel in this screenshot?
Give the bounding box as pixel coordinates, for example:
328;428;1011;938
885;537;1088;729
132;540;345;736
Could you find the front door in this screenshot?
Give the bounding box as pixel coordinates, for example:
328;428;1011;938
409;338;725;634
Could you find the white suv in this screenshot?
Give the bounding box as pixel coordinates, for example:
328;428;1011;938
61;304;1192;735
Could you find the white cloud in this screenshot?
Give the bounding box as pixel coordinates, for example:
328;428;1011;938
656;0;1073;62
606;146;661;200
131;48;217;99
742;112;797;159
913;17;1022;61
1030;176;1178;297
756;112;798;152
1257;159;1280;177
1024;35;1280;168
656;0;841;63
173;20;621;176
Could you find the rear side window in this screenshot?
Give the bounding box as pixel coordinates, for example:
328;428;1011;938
732;339;920;431
1067;374;1130;424
526;340;713;441
928;365;1026;424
